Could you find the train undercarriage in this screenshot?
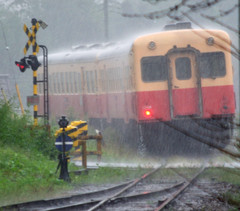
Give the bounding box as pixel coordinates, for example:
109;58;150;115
138;117;233;156
89;117;234;156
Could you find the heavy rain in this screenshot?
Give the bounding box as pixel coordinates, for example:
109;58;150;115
0;0;239;210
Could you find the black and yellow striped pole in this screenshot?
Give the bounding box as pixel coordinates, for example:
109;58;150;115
23;18;40;126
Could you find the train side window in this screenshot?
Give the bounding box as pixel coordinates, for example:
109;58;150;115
54;73;58;94
175;57;191;80
94;70;98;93
73;72;77;93
56;73;61;94
86;71;91;93
199;52;226;78
78;72;82;93
70;72;74;93
103;68;107;92
71;72;75;93
107;68;112;91
53;73;57;94
65;72;69;93
141;56;168;82
68;72;72;93
49;75;53;94
91;71;95;93
60;72;65;93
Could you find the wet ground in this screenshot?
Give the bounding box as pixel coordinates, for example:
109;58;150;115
68;162;240;210
65;178;238;210
166;181;237;211
70;153;240;210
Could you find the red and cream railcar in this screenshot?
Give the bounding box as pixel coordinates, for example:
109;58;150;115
134;27;235;123
38;23;235;153
38;44;136;123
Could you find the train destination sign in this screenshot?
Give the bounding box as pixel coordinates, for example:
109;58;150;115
55;135;73;152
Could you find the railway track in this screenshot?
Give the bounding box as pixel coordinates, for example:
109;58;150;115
1;166;207;211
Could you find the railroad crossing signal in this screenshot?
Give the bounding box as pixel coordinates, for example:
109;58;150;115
15;55;41;72
15;18;48;126
23;18;40;55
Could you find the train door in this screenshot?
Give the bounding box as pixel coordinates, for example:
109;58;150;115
168;51;202;118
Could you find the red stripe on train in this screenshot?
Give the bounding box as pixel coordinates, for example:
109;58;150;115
137;85;235;121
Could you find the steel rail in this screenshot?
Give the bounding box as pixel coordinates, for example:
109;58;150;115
155;167;206;211
88;165;164;211
0;181;133;211
46;181;185;211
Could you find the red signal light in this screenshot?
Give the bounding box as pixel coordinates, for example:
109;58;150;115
16;63;25;70
143;108;153;118
145;110;151;116
15;58;29;72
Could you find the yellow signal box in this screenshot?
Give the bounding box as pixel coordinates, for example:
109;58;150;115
55;120;88;143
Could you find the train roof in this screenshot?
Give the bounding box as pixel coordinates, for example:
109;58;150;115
133;27;230;44
41;22;230;65
44;23;192;65
43;41;132;65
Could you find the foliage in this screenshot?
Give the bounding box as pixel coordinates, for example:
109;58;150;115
0;101;58;159
0;147;65;206
202;167;240;186
221;191;240;210
0;101;62;205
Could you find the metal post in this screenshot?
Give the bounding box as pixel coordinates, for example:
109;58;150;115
39;45;49;125
58;129;70;182
58;116;71;182
82;140;87;169
97;137;102;161
31;19;39;126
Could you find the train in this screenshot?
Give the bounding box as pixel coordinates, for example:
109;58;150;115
38;22;235;155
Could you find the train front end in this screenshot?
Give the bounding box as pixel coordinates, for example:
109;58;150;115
133;24;235;154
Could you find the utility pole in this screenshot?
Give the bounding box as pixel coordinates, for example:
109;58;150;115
104;0;109;41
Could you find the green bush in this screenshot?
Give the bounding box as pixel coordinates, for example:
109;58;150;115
0;146;65;205
0;101;58;159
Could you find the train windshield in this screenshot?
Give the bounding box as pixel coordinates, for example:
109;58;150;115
199;52;226;78
175;57;192;80
141;56;168;82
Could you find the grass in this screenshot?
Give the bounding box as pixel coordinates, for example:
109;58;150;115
202;167;240;185
0;101;65;205
203;167;240;210
222;191;240;209
69;166;148;186
0;147;67;205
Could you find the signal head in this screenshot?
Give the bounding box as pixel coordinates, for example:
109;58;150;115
28;55;41;70
15;58;29;72
58;116;69;128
